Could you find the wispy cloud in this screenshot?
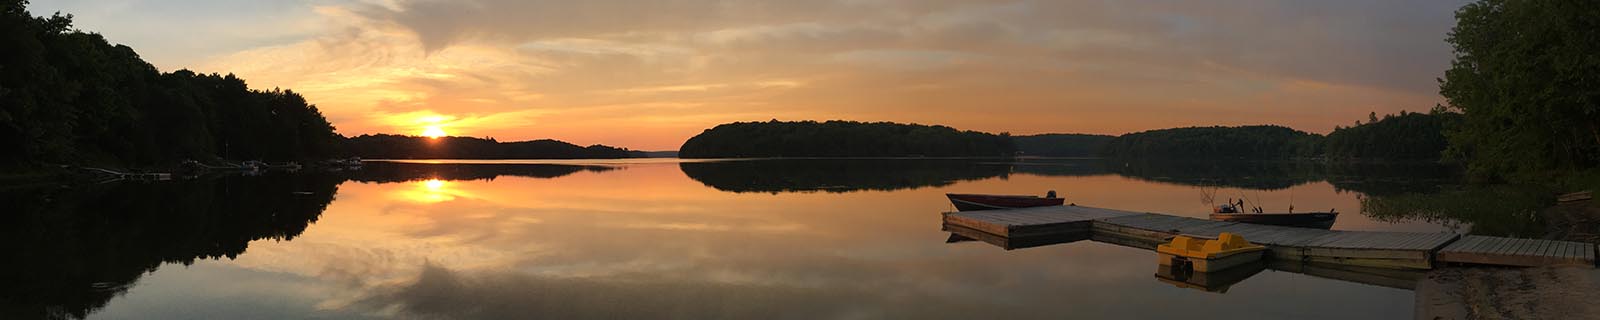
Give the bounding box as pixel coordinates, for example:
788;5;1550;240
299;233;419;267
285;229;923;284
38;0;1471;150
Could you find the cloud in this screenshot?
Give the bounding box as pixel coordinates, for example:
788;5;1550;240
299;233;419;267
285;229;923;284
159;0;1476;150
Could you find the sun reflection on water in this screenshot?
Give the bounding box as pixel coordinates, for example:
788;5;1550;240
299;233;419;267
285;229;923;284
401;178;459;203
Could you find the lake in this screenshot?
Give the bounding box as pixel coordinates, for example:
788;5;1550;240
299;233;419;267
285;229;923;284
3;158;1487;319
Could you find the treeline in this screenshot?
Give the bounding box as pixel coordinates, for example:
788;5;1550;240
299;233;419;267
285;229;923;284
1011;134;1113;157
1023;111;1458;161
1325;109;1460;160
1101;125;1324;159
678;120;1015;158
679;159;1012;193
0;2;340;168
344;134;642;159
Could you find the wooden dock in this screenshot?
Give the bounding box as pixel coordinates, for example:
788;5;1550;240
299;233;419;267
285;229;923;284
1436;235;1595;267
942;205;1596;270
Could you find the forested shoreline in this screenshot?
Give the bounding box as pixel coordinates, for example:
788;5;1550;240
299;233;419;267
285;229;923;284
678;120;1015;158
678;112;1463;162
1;3;340;169
1011;134;1113;157
344;134;643;160
1089;109;1463;161
1099;125;1324;159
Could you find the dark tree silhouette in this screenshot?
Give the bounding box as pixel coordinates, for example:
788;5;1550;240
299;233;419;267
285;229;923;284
1440;0;1600;181
1011;134;1114;157
1100;125;1323;159
0;1;340;169
343;134;643;160
1324;109;1461;161
679;159;1012;193
678;120;1016;158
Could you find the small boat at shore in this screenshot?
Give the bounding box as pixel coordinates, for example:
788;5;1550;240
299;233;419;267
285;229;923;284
946;192;1064;211
1209;211;1339;229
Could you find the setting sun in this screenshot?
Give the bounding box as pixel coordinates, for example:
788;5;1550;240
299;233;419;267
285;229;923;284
421;126;447;138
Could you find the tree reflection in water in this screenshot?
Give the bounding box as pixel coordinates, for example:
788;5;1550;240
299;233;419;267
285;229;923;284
1359;185;1553;237
0;173;340;319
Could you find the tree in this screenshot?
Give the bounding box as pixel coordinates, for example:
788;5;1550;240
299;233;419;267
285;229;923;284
1325;111;1460;161
0;1;342;168
1440;0;1600;181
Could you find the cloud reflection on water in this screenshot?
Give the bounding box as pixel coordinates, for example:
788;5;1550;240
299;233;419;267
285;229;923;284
213;162;1422;319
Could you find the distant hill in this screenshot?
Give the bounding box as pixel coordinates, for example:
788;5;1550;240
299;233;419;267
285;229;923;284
1101;125;1323;159
344;134;643;159
1012;134;1115;157
678;120;1016;158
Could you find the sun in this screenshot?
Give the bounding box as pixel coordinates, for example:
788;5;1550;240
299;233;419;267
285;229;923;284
421;126;447;138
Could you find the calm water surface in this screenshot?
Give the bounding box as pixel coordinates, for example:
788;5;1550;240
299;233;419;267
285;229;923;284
4;159;1470;319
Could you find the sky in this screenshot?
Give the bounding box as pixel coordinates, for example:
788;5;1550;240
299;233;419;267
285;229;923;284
33;0;1470;151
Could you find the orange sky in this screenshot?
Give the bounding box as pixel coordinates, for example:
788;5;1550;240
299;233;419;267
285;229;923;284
39;0;1469;150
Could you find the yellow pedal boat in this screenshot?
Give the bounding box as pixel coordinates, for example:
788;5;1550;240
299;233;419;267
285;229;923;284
1156;232;1266;272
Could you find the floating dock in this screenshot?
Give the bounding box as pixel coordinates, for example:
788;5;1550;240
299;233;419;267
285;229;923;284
941;205;1596;270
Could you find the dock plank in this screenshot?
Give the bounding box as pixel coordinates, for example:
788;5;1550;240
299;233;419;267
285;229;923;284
1542;240;1564;259
1528;240;1552;260
1437;235;1595;267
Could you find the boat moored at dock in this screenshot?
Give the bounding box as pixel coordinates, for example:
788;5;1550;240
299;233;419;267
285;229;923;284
946;191;1064;211
1208;211;1339;229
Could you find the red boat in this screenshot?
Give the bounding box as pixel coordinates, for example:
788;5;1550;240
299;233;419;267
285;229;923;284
946;192;1064;211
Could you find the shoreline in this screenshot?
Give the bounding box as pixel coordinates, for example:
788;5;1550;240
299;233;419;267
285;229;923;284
1418;197;1599;320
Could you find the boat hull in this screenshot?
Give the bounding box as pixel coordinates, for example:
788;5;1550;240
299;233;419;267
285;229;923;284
946;194;1064;211
1158;249;1264;273
1209;212;1338;229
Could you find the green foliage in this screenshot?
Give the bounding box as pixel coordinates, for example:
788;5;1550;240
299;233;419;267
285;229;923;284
1441;0;1600;182
1011;134;1114;157
1325;110;1461;160
1101;125;1323;159
0;1;340;168
677;120;1016;158
344;134;641;159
